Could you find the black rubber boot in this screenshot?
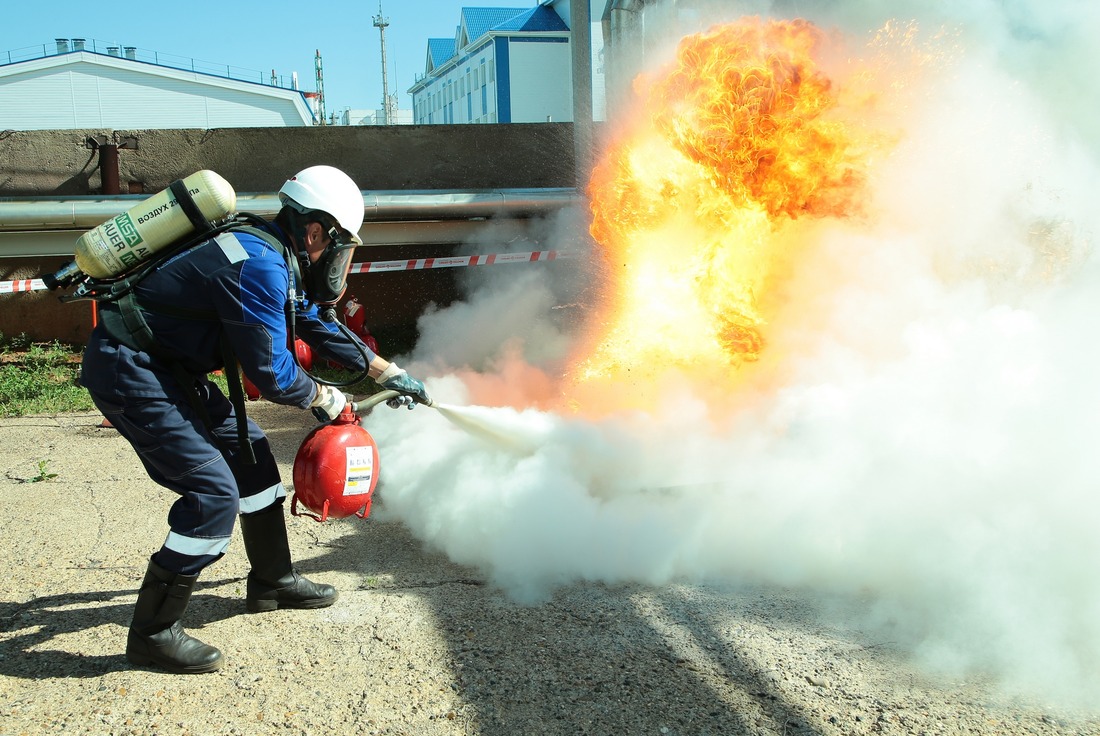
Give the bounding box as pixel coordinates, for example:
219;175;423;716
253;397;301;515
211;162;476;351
239;505;338;613
126;558;223;674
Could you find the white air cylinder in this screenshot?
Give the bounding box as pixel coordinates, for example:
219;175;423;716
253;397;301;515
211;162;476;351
72;169;237;279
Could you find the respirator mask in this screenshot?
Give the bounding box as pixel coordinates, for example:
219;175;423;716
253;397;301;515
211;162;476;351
303;224;357;307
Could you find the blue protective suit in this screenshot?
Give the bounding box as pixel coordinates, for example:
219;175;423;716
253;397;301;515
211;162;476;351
81;223;374;574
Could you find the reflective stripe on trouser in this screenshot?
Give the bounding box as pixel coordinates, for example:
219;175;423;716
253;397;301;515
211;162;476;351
89;378;283;575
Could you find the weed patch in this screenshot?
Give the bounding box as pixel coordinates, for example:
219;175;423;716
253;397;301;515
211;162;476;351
0;334;94;417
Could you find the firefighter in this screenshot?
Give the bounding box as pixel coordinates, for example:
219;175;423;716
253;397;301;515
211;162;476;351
80;165;430;674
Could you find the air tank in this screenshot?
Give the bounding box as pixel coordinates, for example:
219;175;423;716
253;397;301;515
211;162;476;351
46;169;236;287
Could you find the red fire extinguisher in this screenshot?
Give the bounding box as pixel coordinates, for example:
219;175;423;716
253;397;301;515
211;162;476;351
290;390;403;522
291;402;380;522
343;296;380;355
294;338;314;371
242;371;262;401
344;295;366;335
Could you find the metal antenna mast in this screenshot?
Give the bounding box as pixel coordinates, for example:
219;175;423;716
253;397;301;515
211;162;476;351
314;49;326;125
372;2;394;125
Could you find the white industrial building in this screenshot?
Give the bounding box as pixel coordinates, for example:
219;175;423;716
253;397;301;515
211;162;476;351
0;40;315;130
339;107;414;126
408;1;606;125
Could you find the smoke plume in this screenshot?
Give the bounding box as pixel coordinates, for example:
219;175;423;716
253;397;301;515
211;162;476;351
365;0;1100;708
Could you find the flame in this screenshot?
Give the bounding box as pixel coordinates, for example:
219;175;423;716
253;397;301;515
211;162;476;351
569;17;872;410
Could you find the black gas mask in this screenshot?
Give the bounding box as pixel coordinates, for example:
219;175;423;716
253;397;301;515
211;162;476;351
301;224;356;308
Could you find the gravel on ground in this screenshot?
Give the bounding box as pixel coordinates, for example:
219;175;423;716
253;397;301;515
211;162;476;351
2;405;1097;736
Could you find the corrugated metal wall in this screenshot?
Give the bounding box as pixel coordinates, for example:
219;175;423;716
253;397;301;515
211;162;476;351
0;56;312;130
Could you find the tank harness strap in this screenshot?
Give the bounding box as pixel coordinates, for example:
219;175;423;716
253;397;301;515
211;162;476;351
219;332;253;462
231;224;304;353
232;223;304;342
233;224;292;267
169;179;215;235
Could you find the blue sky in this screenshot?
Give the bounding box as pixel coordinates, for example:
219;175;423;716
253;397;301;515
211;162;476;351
2;0;542;116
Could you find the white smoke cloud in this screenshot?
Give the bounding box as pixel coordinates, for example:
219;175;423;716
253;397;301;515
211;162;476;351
363;0;1100;709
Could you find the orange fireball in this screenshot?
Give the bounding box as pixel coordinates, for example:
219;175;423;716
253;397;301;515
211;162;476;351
571;18;871;409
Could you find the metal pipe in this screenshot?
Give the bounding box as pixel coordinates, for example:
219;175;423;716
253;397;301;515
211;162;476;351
0;188;580;232
99;144;120;195
0;219;554;259
92;144;119;331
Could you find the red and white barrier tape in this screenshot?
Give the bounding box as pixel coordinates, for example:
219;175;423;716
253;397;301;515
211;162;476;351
0;250;572;294
349;249;562;274
0;279;47;294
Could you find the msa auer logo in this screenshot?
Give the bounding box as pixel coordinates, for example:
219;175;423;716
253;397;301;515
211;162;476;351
116;214;142;248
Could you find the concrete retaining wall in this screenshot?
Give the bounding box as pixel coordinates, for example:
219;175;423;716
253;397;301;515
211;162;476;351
0;123;577;196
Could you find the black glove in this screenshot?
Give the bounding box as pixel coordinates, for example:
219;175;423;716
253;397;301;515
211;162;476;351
377;362;431;407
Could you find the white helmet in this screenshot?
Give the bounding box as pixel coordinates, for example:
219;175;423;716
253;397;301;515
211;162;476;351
279;165;364;245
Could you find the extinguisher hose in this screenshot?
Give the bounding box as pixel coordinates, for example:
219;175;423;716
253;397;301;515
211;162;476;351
288;304;373;389
350;389;435;414
351;389;399;413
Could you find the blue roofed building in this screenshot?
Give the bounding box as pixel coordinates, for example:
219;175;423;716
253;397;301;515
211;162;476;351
408;1;605;125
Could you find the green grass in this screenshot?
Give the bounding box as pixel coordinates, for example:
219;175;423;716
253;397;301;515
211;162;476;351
0;334;95;417
302;364;379;396
0;332;381;418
